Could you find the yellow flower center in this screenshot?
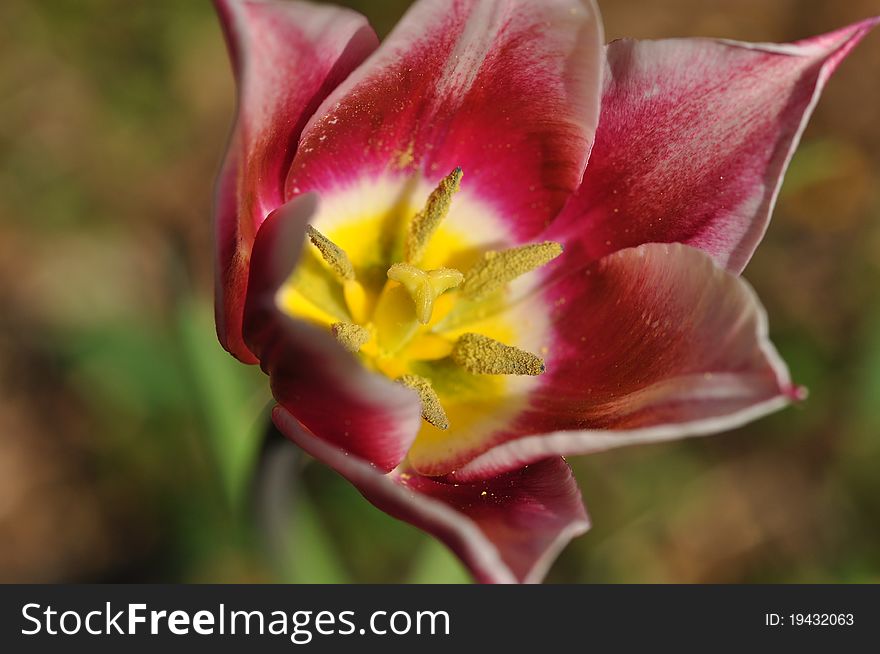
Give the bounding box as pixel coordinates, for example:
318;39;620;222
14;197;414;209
276;169;562;432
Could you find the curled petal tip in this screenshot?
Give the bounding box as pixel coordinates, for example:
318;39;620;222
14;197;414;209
788;385;809;402
551;16;879;274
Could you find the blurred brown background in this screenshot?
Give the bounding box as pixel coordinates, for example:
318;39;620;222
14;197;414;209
1;0;879;583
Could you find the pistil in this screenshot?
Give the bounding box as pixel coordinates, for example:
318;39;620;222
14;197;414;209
387;263;464;324
287;169;560;432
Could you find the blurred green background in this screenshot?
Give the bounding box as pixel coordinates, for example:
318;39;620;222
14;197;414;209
1;0;879;583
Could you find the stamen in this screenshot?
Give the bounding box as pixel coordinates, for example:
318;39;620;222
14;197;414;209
461;242;563;300
452;333;545;376
342;279;369;325
405;167;463;264
387;263;464;324
306;225;355;281
331;322;370;353
398;374;449;430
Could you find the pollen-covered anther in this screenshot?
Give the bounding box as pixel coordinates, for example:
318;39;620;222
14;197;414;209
387;263;463;324
331;322;370;353
306;225;355;281
452;333;545;376
405;167;463;264
461;242;563;300
398;374;449;430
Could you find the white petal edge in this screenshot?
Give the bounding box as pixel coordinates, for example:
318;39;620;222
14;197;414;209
273;406;591;584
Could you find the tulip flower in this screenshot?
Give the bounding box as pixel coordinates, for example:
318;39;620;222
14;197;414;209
212;0;877;583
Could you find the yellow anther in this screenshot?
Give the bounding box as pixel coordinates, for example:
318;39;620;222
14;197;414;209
398;374;449;430
452;333;545;376
387;263;464;324
405;167;463;264
331;322;370;353
461;242;563;300
306;225;355;281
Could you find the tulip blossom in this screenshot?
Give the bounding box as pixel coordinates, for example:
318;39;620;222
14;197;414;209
212;0;877;583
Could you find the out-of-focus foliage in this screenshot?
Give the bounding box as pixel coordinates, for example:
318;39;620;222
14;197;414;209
1;0;878;583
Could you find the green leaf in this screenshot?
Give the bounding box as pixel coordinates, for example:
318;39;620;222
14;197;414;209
285;496;353;584
406;536;472;584
175;300;269;510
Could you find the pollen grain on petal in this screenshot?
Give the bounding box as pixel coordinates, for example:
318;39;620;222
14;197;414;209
331;322;371;353
306;225;355;281
405;167;463;264
398;374;449;430
461;241;563;300
452;333;545;376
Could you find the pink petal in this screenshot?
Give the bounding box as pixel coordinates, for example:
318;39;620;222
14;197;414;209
244;196;421;472
549;18;879;274
449;243;798;481
274;406;589;584
213;0;379;362
285;0;604;241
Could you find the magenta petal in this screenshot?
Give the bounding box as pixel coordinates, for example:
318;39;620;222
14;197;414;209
213;0;379;362
549;18;879;274
244;197;421;472
274;407;589;584
285;0;604;241
451;243;797;481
